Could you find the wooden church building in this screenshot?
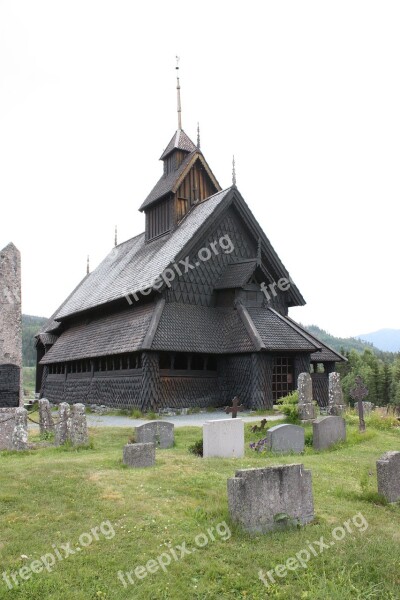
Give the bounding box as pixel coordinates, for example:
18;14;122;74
36;75;344;411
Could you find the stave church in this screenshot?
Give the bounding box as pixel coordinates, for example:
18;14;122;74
35;71;344;411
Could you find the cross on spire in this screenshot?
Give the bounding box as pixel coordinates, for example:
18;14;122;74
176;56;182;130
86;255;90;275
197;122;200;149
232;155;237;186
115;225;118;247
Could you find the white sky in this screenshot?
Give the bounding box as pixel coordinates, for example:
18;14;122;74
0;1;399;338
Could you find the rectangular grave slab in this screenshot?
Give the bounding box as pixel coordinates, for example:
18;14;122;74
265;424;305;454
377;451;400;503
123;442;155;468
227;464;314;533
203;418;244;458
313;416;346;450
135;421;174;448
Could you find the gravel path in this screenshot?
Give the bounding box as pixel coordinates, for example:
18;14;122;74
85;411;283;428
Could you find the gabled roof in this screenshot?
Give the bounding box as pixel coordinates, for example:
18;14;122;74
282;316;347;362
37;274;90;336
159;129;197;160
214;260;258;290
56;188;232;320
139;151;221;211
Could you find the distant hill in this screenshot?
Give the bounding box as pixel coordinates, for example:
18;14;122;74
302;324;386;356
357;329;400;352
22;314;48;366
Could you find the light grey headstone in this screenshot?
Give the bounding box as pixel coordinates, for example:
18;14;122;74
328;372;346;416
55;402;71;446
0;408;17;450
227;463;314;533
70;403;88;446
265;424;305;454
377;451;400;503
203;418;244;458
313;415;346;450
297;372;316;421
123;442;155;468
135;421;174;449
11;407;28;450
39;398;54;435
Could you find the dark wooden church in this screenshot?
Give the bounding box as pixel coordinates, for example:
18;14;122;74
36;76;344;411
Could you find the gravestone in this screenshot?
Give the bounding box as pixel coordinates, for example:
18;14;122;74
376;451;400;503
11;407;28;450
39;398;54;435
135;421;174;449
123;442;155;468
265;424;305;454
0;244;22;447
297;372;316;422
203;418;244;458
0;409;17;450
355;401;375;416
227;464;314;533
225;396;244;418
328;372;346;416
55;402;71;446
313;416;346;450
70;403;88;446
0;243;22;408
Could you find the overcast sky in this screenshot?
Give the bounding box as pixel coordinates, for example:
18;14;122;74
1;1;399;338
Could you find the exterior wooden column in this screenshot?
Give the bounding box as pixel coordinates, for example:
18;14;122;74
294;353;311;388
250;353;273;410
140;352;160;412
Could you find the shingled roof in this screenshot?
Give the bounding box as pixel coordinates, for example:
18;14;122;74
40;303;155;364
214;260;258;290
56;188;231;320
159;129;197;160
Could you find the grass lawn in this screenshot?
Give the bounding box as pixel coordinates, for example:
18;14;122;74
0;419;399;599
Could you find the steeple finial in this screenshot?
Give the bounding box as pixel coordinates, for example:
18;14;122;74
114;225;118;247
86;255;90;275
232;155;237;186
176;56;182;130
257;237;262;266
197;122;200;149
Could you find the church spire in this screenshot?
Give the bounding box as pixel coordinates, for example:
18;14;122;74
232;155;237;186
197;122;200;149
176;56;182;130
115;225;118;247
86;255;90;275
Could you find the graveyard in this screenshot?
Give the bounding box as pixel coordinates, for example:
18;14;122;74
0;409;399;599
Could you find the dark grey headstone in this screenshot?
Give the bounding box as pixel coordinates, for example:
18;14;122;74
135;421;174;449
377;451;400;503
265;424;305;454
123;442;155;468
227;464;314;533
313;416;346;450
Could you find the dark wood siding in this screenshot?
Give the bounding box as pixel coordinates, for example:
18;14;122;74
146;198;171;240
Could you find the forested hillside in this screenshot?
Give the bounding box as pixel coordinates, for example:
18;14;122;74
22;315;47;366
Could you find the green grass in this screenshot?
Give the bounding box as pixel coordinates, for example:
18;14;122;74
0;421;399;599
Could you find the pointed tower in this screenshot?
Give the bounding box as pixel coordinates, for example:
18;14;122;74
140;61;221;241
